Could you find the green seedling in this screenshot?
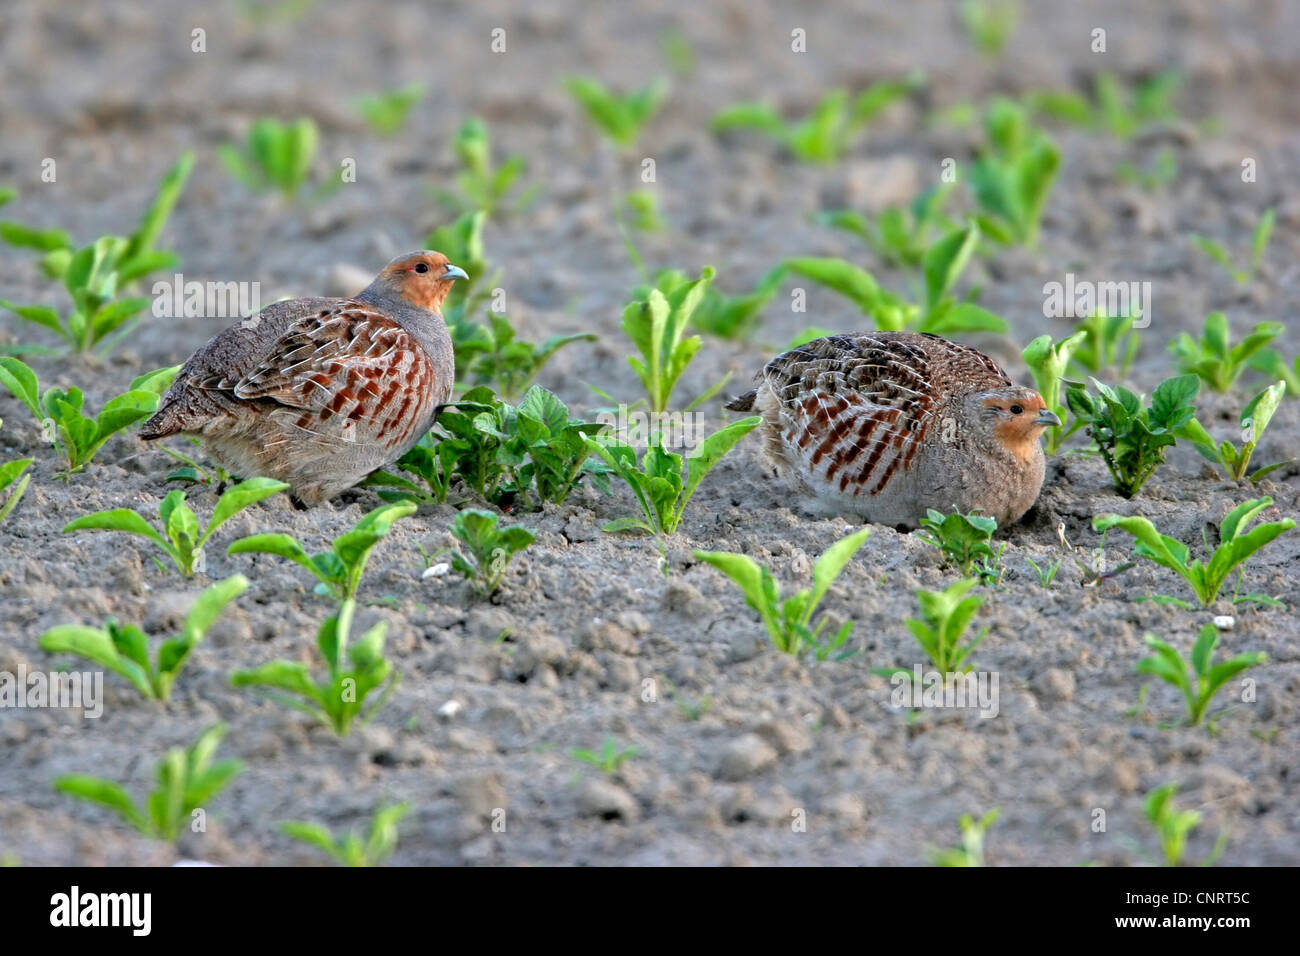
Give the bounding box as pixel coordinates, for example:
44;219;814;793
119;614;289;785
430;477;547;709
2;237;154;354
620;189;665;232
219;117;320;197
782;221;1007;337
695;527;870;658
231;604;397;735
450;311;596;400
1026;70;1183;138
371;386;608;508
1095;497;1294;607
960;0;1018;56
159;436;233;487
1024;556;1062;588
0;152;192;289
65;478;288;577
1191;209;1274;285
1248;348;1300;398
1065;374;1200;498
447;509;536;595
2;154;190;353
54;724;242;842
0;420;33;524
571;738;640;775
917;509;1002;583
1124;681;1151;719
622;266;736;412
661;676;711;721
1115;149;1179;190
565;77;668;150
815;183;956;272
1169;312;1283;393
876;578;988;675
1067;534;1136;590
282;803;410;867
930;808;1001;867
1180;381;1293;482
1067;309;1141;378
354;83;424;135
1022;331;1086;454
633;266;784;342
1136;624;1267;726
1144;783;1225;866
0;359;175;474
435;117;537;216
587;417;760;549
240;0;318;25
228;501;415;601
712;77;918;163
660;27;695;77
968;98;1061;247
39;575;248;701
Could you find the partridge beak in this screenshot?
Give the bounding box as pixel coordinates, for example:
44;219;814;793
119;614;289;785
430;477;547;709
1034;408;1062;427
442;264;469;282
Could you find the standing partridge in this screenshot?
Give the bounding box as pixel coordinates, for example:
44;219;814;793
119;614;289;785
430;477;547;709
139;251;466;507
726;331;1060;528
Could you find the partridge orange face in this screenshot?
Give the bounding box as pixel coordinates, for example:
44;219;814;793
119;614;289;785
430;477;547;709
378;251;468;313
982;389;1060;462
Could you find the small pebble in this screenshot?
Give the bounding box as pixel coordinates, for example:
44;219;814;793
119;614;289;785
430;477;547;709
422;562;450;579
1213;615;1235;631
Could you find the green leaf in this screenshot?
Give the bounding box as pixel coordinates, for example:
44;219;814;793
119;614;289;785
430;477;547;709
602;516;655;535
1250;208;1275;274
94;389;158;444
53;775;147;832
807;527;871;614
63;509;171;552
1220;496;1272;542
712;103;786;137
0;356;42;419
200;477;289;546
0;221;72;252
180;575;249;645
923;302;1008;336
39;626;154;698
782;257;880;312
1190;623;1216;678
282;821;343;858
0;300;64;337
694;550;767;609
922;221;979;311
678;417;761;528
230;660;323;701
132;366;182;396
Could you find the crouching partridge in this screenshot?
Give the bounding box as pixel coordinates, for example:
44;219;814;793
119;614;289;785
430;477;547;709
726;331;1059;528
139;251;467;507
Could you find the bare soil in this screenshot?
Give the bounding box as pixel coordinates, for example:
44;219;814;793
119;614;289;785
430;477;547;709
1;0;1297;865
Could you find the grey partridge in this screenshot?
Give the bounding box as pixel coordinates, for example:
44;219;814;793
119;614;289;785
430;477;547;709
726;331;1059;528
139;251;466;507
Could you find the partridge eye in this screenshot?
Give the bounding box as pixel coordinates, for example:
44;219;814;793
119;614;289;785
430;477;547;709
414;262;430;274
1010;404;1024;415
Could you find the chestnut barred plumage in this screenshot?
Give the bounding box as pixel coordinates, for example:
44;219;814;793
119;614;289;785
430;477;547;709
727;331;1059;527
139;251;466;507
